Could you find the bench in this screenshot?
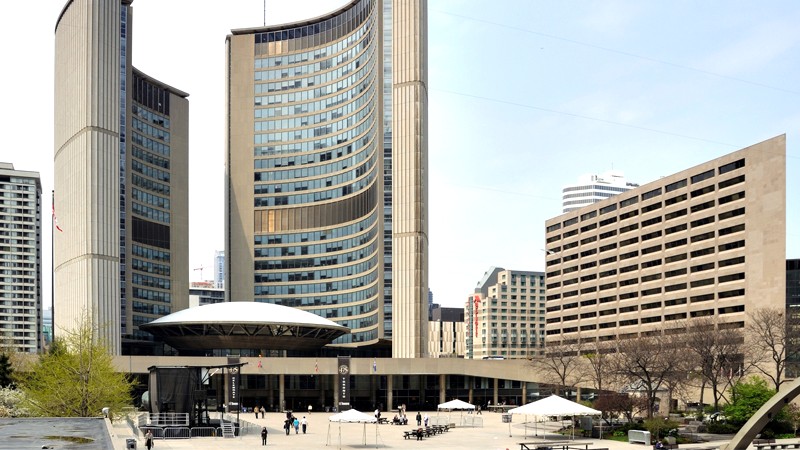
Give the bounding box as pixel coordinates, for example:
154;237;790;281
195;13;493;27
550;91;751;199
377;417;388;425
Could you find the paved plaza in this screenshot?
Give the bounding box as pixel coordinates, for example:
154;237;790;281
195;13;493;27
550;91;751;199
107;411;737;450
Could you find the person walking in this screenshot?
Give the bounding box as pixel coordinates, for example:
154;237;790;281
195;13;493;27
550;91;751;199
416;411;422;426
476;404;482;415
293;416;300;434
308;404;313;415
423;413;429;427
260;427;268;446
301;416;307;434
254;405;259;419
284;419;291;435
144;430;154;450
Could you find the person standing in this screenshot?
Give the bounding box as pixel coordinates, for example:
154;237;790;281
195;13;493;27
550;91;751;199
423;413;429;427
254;405;259;419
416;411;422;426
261;407;265;419
260;427;268;446
308;404;313;415
144;430;154;450
301;416;307;434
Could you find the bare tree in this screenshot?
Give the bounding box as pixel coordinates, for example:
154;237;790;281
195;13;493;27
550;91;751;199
535;340;584;396
746;307;800;391
611;333;689;418
683;317;745;411
582;342;619;393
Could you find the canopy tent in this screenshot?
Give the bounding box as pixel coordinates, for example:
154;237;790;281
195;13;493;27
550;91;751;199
508;395;601;438
437;399;475;411
436;399;476;426
327;409;380;449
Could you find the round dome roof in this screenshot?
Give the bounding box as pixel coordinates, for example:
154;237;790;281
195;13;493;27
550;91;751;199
139;301;349;351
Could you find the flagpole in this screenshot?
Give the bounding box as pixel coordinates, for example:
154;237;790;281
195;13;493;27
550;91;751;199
50;190;55;344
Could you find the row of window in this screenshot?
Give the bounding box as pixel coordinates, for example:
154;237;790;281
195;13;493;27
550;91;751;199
254;269;378;296
547;160;745;233
132;202;170;224
255;152;374;195
256;285;378;307
254;254;378;283
255;140;370;182
132;104;170;129
257;243;376;271
131;131;170;157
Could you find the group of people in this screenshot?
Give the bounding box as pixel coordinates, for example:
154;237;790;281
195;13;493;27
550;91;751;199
253;405;266;419
415;411;430;427
283;411;308;435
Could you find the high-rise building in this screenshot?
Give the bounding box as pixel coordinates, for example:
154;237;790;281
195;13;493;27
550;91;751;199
225;0;428;354
544;136;786;346
54;0;189;355
0;163;42;353
562;171;639;213
214;250;225;289
465;267;547;360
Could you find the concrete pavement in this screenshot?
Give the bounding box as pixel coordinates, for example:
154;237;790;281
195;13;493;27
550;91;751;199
109;411;738;450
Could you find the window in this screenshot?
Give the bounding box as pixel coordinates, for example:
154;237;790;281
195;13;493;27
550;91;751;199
719;256;745;267
599;243;617;252
620;223;639;234
599;230;617;240
581;210;597;221
719;191;745;205
642;202;662;213
563;217;578;227
665;238;687;249
599;216;617;227
718;273;745;283
691;293;714;303
691;262;715;273
719;158;745;175
719;241;744;252
665;253;687;263
642;244;662;255
620;210;639;220
719;224;745;236
691;169;715;184
620;196;638;208
719;174;745;189
719;207;745;221
665;194;687;206
642;188;662;200
665;223;688;235
665;209;687;221
642;216;662;227
691;185;715;198
665;283;687;292
691;278;714;288
665;268;687;278
690;247;715;258
665;179;687;192
600;204;617;215
546;223;561;232
691;216;715;227
620;237;639;247
620;250;639;260
719;288;745;299
691;231;715;243
691;200;715;213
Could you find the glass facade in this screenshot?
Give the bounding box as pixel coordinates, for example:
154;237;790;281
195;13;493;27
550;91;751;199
129;73;175;343
249;0;382;344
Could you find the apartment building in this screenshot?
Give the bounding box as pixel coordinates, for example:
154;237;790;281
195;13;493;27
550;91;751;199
544;136;786;346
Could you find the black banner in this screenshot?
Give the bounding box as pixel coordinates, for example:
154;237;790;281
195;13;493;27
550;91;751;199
228;357;240;412
337;356;351;411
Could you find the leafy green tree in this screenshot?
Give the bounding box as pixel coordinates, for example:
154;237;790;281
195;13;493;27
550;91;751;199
18;312;134;418
723;376;776;424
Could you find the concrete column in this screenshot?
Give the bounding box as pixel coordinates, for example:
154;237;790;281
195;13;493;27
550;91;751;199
371;376;378;409
493;378;499;406
318;375;325;411
387;376;394;412
439;374;446;404
522;382;527;406
468;376;474;404
333;374;340;412
279;374;285;412
576;386;582;402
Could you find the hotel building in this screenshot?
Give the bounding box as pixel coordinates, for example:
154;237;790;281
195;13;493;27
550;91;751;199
0;163;42;353
562;171;639;213
225;0;428;354
465;268;547;360
544;136;786;346
54;0;189;355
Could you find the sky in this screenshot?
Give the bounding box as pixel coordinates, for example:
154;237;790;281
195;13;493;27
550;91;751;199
1;0;797;310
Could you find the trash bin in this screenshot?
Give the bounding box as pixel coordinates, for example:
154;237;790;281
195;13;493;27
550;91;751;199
126;438;136;449
502;413;512;423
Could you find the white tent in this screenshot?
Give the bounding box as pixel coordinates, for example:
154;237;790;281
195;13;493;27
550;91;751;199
437;399;476;426
437;399;475;411
508;395;600;438
327;409;380;449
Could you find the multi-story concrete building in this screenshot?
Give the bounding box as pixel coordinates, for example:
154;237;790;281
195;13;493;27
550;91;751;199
428;305;465;358
562;171;639;213
225;0;428;354
54;0;189;355
544;136;786;346
0;163;42;353
465;267;547;360
189;281;225;308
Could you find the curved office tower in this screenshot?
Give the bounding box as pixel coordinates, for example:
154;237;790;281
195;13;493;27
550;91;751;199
227;0;385;345
54;0;189;355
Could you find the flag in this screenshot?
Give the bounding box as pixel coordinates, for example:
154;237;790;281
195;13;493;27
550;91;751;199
258;360;262;368
373;358;377;373
51;196;63;232
314;359;319;373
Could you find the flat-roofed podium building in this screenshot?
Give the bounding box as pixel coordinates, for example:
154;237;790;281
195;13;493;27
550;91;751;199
544;136;786;345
